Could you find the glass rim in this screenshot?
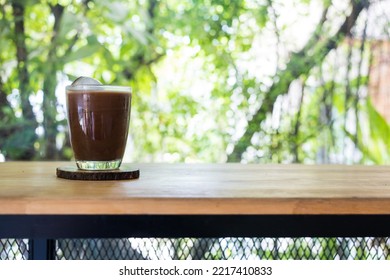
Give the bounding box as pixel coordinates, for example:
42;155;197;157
66;85;132;93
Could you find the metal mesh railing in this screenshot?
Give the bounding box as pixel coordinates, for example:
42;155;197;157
55;237;390;260
0;239;29;260
2;237;390;260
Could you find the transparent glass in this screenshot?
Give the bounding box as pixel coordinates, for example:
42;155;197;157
65;85;132;170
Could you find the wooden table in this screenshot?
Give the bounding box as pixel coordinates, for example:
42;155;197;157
2;162;390;258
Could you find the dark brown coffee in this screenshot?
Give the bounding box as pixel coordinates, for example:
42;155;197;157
66;90;131;161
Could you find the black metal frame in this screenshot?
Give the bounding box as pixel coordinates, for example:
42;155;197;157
2;214;390;238
2;214;390;259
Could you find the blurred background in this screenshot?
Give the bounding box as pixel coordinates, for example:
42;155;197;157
0;0;389;164
3;0;390;261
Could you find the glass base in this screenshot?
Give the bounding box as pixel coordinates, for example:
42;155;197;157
76;160;122;171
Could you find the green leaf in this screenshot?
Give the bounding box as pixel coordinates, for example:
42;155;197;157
2;124;36;159
356;99;390;164
63;43;101;63
124;24;148;45
57;11;80;40
367;99;390;140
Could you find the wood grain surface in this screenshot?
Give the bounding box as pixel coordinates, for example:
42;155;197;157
1;162;390;214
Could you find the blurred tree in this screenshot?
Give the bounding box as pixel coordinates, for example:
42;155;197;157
0;0;389;165
0;0;37;159
0;0;165;160
228;0;368;162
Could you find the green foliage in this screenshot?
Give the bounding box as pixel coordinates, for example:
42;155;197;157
63;40;102;64
0;119;35;159
356;99;390;164
0;0;389;261
0;0;389;165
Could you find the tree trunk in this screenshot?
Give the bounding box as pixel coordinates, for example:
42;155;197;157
10;1;37;160
42;4;64;159
228;0;368;162
121;0;164;82
0;77;10;120
11;1;34;121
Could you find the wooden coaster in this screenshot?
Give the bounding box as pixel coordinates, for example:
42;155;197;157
56;166;140;181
